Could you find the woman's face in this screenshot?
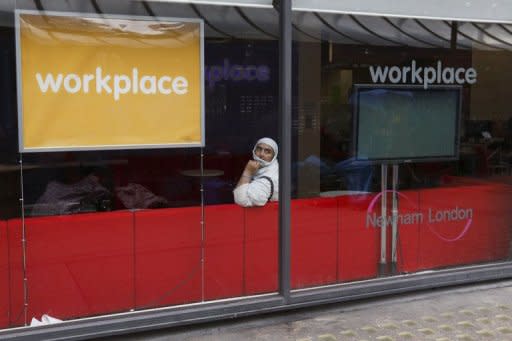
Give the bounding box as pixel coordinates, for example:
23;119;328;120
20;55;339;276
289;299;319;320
254;143;275;162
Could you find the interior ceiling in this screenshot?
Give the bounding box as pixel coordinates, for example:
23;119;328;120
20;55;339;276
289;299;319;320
9;0;512;50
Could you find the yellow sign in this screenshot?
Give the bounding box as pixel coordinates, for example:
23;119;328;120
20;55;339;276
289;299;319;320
16;11;204;152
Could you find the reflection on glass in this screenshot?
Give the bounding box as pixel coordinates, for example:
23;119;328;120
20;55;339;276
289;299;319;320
292;11;512;290
0;0;280;330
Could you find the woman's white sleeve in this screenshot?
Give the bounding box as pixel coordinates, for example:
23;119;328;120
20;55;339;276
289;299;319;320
233;179;271;207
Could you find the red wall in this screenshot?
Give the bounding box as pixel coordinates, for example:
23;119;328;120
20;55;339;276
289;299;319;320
8;212;134;326
244;204;279;295
1;179;511;328
417;185;512;270
292;198;338;288
204;204;244;300
0;221;8;328
134;207;202;308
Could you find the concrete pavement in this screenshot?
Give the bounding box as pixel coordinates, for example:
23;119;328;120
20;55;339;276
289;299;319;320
97;279;512;341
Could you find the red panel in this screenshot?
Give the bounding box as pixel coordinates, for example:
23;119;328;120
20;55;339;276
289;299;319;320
204;204;244;300
291;197;337;289
395;190;421;274
7;219;22;327
418;184;512;270
244;203;278;295
338;194;379;282
485;184;512;260
8;211;134;326
0;221;8;328
134;207;202;308
338;190;422;280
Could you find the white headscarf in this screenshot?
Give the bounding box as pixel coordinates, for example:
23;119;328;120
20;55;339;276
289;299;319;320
252;137;278;168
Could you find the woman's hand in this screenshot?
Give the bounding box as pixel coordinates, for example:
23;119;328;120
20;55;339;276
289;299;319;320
235;160;261;188
244;160;261;176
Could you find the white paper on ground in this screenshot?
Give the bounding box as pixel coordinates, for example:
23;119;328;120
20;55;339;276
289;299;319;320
41;314;62;324
30;318;43;326
30;314;63;326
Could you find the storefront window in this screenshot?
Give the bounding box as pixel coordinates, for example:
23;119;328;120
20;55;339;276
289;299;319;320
0;0;279;329
291;12;512;288
2;0;512;335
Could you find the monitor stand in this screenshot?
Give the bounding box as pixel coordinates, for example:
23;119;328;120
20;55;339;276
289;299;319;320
378;164;400;276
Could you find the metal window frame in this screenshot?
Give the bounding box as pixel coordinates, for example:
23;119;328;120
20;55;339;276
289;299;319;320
277;0;291;303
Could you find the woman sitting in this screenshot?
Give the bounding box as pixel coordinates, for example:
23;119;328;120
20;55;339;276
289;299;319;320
233;137;279;207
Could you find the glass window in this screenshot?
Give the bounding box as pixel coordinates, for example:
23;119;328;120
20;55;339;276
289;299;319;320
0;0;279;329
291;12;512;289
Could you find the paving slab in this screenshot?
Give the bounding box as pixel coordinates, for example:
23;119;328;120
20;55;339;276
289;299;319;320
96;280;512;341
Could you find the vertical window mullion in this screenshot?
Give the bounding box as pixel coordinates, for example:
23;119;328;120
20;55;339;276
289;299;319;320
277;0;292;302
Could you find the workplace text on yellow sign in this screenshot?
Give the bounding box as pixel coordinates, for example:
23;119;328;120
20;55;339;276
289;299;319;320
17;11;204;151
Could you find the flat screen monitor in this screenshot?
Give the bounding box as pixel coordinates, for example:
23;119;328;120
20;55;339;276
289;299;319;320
353;85;462;164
